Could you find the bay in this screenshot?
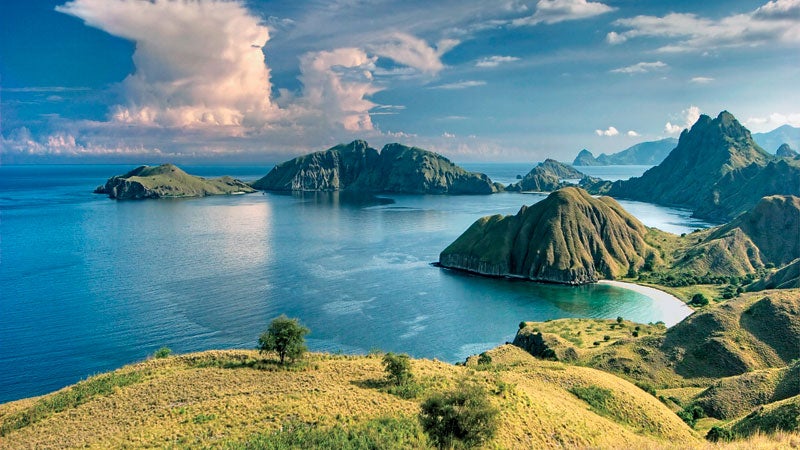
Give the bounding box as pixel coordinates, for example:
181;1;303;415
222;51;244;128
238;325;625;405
0;163;711;402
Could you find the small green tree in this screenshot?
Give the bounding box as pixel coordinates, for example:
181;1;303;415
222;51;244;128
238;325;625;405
419;384;498;449
383;352;413;386
690;293;709;306
258;315;310;364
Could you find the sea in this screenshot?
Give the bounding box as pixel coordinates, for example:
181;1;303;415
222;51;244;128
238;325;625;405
0;163;714;403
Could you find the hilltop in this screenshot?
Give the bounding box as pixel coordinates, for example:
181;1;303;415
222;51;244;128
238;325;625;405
601;111;800;221
94;164;255;200
506;159;597;192
439;187;659;284
252;140;502;195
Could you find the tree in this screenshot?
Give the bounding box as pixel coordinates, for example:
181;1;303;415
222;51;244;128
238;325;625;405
690;293;709;306
258;315;310;364
383;352;412;386
419;384;499;449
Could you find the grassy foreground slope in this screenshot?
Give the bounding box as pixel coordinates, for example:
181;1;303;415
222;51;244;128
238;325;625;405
0;348;701;449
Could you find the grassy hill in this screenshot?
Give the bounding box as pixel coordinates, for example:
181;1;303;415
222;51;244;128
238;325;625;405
95;164;256;200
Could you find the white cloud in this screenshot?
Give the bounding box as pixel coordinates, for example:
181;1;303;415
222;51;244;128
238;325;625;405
627;130;640;137
475;55;520;67
744;112;800;132
665;105;701;134
442;132;456;138
370;33;458;75
610;61;667;74
607;1;800;52
595;126;619;136
513;0;614;26
690;77;715;84
429;80;487;90
57;0;278;129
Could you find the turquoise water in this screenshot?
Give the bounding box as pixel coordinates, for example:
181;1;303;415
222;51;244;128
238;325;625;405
0;164;711;402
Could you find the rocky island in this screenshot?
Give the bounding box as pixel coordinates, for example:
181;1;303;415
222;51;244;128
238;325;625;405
94;164;255;200
572;138;677;166
251;140;503;194
505;159;598;192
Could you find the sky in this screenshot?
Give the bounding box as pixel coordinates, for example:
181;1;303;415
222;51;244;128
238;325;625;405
1;0;799;163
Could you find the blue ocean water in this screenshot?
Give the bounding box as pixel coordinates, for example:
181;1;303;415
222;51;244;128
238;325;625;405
0;163;711;403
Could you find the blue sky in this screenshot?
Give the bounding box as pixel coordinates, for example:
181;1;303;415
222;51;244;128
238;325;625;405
1;0;799;163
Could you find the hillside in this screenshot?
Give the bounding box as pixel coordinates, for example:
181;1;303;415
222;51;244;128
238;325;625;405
753;124;800;154
251;140;501;194
0;347;702;449
506;159;596;192
439;187;660;284
776;143;799;158
94;164;255;200
574;149;602;166
603;111;800;221
573;138;677;166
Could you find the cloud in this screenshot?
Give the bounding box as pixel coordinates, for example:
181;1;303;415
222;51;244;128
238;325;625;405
607;1;800;52
429;80;487;90
744;112;800;131
513;0;614;26
370;33;458;75
627;130;640;137
595;126;619;136
475;55;520;67
690;77;715;84
610;61;667;74
1;86;90;93
442;132;456;138
57;0;278;129
665;105;701;134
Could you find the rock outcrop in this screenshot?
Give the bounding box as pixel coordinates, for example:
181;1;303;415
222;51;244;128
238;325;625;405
506;159;596;192
252;140;501;195
603;111;799;221
94;164;255;200
573;149;601;166
439;187;659;284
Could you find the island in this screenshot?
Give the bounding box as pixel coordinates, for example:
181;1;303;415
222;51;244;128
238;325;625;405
94;164;255;200
251;140;503;195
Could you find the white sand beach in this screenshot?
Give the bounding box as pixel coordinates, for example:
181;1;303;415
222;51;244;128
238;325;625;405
598;280;695;325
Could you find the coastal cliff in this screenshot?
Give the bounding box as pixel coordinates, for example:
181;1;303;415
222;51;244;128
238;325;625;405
439;187;659;284
94;164;255;200
252;141;502;194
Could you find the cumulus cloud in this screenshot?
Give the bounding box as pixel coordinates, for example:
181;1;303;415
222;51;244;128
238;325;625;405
607;0;800;52
690;77;715;84
610;61;667;74
475;55;520;67
429;80;487;90
627;130;640;137
513;0;614;26
665;105;701;134
744;112;800;131
57;0;277;129
442;132;456;138
595;126;619;136
370;33;458;75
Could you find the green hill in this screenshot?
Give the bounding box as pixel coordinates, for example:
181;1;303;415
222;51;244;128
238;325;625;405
439;187;659;284
506;159;598;192
252;141;502;194
94;164;255;200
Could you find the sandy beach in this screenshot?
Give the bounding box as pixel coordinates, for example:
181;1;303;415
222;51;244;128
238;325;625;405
598;280;695;325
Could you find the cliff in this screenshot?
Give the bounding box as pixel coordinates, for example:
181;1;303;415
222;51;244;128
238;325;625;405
603;111;799;221
94;164;255;200
252;141;501;195
439;187;659;284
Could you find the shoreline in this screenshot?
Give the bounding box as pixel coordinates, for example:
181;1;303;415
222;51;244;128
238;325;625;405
598;280;694;326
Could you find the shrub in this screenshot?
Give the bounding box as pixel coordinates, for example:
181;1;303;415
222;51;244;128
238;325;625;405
382;352;413;386
616;316;624;324
632;331;639;337
569;385;613;416
677;405;705;427
477;352;492;365
634;381;656;396
603;335;611;341
518;321;526;329
419;384;499;448
690;293;709;306
153;347;172;359
706;426;734;442
258;315;310;365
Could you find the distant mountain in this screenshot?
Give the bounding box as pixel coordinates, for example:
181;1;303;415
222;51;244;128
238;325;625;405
572;149;601;166
753;124;800;154
506;159;595;192
439;187;659;284
604;111;800;221
251;140;502;195
596;138;677;165
776;143;799;158
94;164;255;200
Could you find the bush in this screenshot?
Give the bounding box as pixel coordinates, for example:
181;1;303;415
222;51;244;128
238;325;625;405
153;347;172;359
258;315;310;365
603;335;611;341
616;316;624;324
690;293;709;306
634;381;657;396
382;352;413;386
569;385;613;416
518;321;526;329
706;426;734;442
419;384;499;448
677;405;705;427
477;352;492;365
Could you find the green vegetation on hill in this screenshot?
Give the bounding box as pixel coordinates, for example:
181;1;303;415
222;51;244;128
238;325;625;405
573;138;678;166
506;159;598;192
251;140;501;195
94;164;255;199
